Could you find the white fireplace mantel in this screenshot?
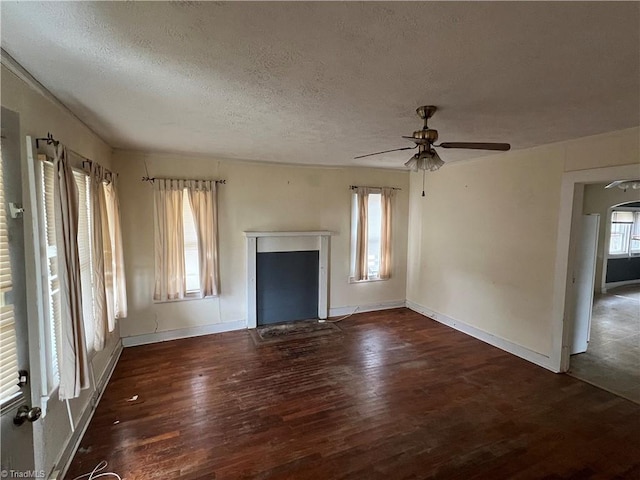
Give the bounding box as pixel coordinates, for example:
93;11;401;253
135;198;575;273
244;231;332;329
245;231;332;238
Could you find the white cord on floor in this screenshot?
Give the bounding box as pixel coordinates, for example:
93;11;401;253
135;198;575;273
71;461;122;480
327;306;359;323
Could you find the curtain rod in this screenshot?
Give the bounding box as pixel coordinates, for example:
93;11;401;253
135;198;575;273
349;185;401;191
140;159;225;185
35;132;116;182
141;176;226;185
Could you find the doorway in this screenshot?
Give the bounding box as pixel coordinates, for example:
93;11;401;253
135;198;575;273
566;182;640;403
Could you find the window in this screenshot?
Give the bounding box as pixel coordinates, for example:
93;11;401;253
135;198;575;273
75;171;95;350
0;154;20;404
39;162;95;391
350;193;383;279
350;188;393;282
33;148;125;400
40;161;61;387
609;210;640;256
182;189;200;294
153;179;219;301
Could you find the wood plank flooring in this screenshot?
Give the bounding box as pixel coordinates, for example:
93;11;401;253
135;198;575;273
66;309;640;479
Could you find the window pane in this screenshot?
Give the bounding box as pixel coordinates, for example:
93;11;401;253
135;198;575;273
631;212;640;253
49;281;61;383
41;161;60;386
349;194;358;278
367;194;382;278
182;191;200;293
609;222;631;255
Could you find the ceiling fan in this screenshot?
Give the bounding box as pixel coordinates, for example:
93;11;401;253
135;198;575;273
354;106;511;174
605;180;640;191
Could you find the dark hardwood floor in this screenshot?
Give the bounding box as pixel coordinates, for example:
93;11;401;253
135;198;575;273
66;309;640;479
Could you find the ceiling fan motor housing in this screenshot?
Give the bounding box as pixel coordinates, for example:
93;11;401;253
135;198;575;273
411;128;439;143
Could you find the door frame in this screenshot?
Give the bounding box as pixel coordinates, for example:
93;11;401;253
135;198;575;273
552;163;640;373
22;137;49;473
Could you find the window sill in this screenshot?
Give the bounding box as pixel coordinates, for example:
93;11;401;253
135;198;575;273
608;253;640;259
153;293;218;304
348;276;389;284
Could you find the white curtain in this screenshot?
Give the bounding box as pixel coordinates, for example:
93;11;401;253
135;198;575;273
379;187;394;280
354;187;370;281
103;178;128;319
90;163;113;351
187;180;220;297
53;145;90;400
153;179;186;301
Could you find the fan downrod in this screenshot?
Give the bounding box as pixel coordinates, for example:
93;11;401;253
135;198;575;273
408;105;439;143
416;105;437;121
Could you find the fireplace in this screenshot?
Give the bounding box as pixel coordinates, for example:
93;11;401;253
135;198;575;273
245;231;331;329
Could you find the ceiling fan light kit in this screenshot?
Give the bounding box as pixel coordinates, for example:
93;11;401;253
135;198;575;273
404;147;445;172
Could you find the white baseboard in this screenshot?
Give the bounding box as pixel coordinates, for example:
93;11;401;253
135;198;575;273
55;340;123;479
603;279;640;292
405;300;556;372
122;320;246;347
329;300;405;318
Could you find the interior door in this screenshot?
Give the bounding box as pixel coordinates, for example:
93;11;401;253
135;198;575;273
570;214;600;355
0;107;36;474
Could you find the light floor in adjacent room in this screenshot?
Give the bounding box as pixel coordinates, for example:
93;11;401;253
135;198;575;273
569;285;640;404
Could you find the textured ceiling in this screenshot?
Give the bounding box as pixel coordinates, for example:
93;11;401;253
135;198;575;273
1;2;639;168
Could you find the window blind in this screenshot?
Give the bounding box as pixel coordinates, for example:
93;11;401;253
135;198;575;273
41;161;61;386
182;190;200;293
0;153;20;403
74;171;94;350
611;211;634;224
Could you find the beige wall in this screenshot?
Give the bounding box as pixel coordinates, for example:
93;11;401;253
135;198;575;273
406;127;640;359
1;64;119;476
113;151;409;339
582;182;640;292
563;128;639;172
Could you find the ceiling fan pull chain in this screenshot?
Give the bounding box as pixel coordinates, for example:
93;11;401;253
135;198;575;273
422;169;426;197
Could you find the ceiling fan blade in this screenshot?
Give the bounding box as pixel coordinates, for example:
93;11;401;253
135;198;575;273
437;142;511;151
605;180;628;189
354;146;415;159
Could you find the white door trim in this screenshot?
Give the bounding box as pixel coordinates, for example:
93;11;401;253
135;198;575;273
24;137;49;472
552;163;640;373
